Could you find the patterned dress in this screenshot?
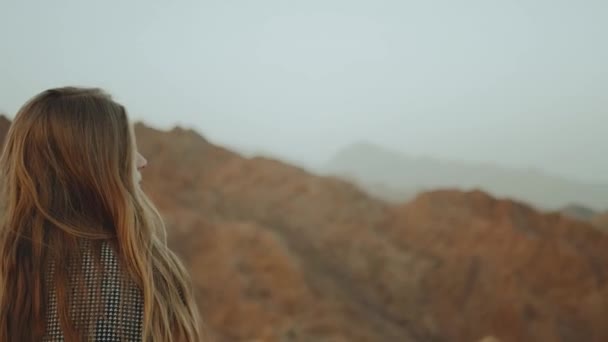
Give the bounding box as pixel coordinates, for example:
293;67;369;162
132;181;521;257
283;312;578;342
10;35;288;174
42;241;144;341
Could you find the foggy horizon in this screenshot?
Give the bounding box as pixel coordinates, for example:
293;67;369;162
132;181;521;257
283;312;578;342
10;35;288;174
1;0;606;184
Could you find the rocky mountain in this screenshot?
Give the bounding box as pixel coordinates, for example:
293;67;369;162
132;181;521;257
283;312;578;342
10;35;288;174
0;115;10;144
555;205;608;232
133;123;608;342
593;212;608;232
559;204;598;222
1;116;608;341
323;141;608;211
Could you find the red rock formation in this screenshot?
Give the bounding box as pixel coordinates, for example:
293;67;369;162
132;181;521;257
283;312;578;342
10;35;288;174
593;213;608;232
133;123;608;342
381;190;608;341
0;115;10;145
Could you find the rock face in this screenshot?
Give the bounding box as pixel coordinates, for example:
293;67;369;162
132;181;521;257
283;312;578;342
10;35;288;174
593;212;608;232
2;116;608;341
381;190;608;342
132;123;608;342
0;115;10;144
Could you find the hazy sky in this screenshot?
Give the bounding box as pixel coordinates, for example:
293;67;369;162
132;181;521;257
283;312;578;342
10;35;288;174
1;0;606;182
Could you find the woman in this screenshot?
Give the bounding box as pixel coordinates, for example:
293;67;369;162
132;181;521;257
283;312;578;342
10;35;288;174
0;87;202;341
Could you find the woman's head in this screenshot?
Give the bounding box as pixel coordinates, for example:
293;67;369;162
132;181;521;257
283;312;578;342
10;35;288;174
0;87;144;237
0;87;201;341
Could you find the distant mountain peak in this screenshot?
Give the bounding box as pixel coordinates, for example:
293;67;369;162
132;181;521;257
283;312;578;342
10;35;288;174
560;204;597;221
324;141;608;210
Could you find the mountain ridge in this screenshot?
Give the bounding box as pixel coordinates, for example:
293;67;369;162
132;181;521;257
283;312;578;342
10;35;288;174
323;141;608;210
133;122;608;341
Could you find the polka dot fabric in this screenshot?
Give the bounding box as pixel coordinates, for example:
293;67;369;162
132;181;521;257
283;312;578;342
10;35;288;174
42;242;144;341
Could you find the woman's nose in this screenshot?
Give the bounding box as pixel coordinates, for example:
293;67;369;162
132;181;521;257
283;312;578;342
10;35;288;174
137;154;148;170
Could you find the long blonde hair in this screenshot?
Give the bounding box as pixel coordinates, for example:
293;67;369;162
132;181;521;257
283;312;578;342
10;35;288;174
0;87;201;341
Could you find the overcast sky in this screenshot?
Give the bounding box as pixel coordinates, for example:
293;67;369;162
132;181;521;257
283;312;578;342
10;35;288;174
0;0;606;182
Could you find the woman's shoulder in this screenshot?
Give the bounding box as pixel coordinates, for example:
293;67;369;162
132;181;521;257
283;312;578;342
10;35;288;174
43;239;144;341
